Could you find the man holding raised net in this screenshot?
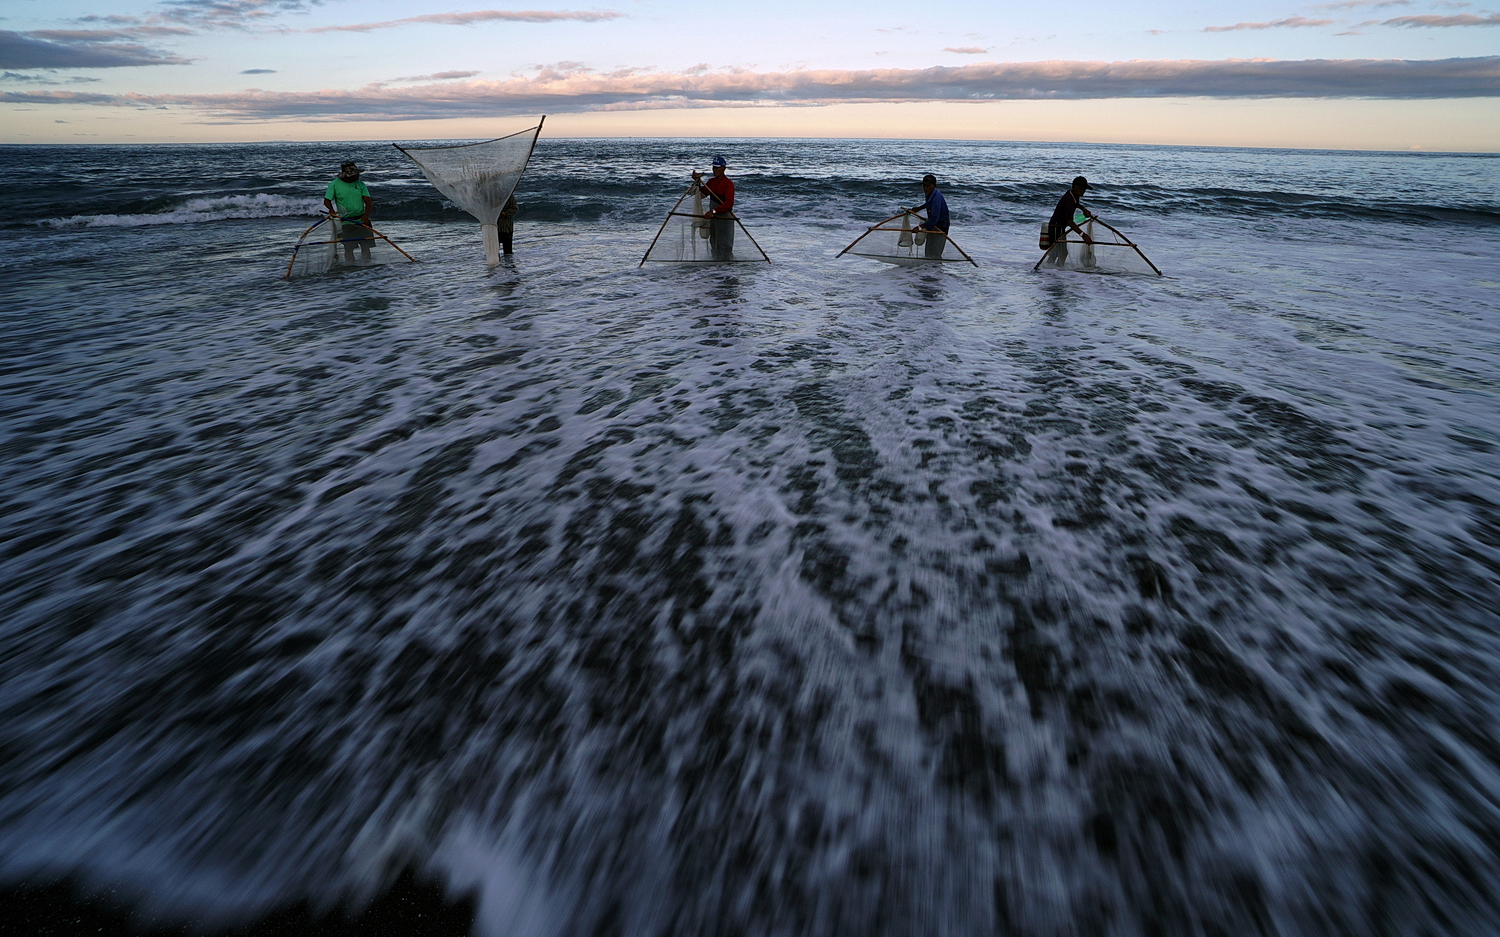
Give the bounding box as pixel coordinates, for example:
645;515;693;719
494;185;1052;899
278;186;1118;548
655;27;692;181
1045;175;1095;265
691;156;735;261
323;160;374;261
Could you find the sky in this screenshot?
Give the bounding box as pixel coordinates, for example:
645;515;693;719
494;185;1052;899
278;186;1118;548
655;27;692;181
2;0;1498;149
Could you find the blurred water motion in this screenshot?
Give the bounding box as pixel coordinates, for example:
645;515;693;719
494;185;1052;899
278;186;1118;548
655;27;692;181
1;140;1499;936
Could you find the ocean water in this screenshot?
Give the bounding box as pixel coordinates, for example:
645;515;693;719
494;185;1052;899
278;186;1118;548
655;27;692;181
2;137;1500;937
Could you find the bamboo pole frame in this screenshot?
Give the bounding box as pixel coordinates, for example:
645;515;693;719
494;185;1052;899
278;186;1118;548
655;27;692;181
283;216;332;279
837;210;978;266
283;215;418;279
1033;216;1162;276
639;183;771;266
368;225;418;263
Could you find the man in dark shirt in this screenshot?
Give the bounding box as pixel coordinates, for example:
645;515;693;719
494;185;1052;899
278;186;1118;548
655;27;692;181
909;173;950;259
692;156;735;260
497;192;518;255
1046;176;1095;264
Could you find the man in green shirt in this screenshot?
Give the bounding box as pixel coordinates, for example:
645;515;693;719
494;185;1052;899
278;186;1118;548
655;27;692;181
323;160;374;260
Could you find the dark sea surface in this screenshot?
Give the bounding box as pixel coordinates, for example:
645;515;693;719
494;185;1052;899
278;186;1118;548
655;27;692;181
2;137;1499;936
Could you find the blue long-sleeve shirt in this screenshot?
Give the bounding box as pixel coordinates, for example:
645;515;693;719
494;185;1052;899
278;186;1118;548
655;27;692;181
918;188;950;232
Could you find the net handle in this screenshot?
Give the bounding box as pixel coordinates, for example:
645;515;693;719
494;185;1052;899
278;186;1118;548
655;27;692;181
392;116;545;155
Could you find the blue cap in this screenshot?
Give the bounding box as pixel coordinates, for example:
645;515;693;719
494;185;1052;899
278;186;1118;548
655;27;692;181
711;156;727;167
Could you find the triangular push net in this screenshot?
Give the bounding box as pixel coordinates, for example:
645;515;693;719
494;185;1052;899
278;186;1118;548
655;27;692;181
639;184;770;265
837;211;977;266
394;118;544;264
284;217;417;279
1034;217;1162;276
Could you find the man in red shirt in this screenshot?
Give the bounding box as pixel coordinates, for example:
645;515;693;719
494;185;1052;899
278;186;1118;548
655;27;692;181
691;156;735;260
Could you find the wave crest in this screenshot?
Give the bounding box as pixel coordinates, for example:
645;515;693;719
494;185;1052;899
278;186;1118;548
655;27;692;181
37;193;325;229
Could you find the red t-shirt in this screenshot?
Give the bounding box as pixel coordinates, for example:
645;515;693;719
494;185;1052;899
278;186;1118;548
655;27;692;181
702;175;734;215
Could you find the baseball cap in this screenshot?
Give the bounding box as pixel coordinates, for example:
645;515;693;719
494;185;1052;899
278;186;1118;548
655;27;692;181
711;156;727;167
1073;175;1091;189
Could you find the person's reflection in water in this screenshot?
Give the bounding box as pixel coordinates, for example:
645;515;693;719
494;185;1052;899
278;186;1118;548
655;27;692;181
1040;278;1073;323
913;272;944;305
708;274;743;306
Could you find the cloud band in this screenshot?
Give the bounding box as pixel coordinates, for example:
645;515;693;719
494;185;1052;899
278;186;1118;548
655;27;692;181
307;9;624;33
0;30;189;68
4;57;1497;121
1379;13;1500;27
1204;16;1335;31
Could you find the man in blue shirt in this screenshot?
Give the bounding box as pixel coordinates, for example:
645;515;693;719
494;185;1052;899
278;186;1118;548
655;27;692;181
908;174;950;259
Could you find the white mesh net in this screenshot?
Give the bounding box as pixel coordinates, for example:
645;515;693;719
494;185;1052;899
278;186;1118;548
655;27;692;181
395;122;543;224
396;120;543;264
1036;218;1162;276
838;211;977;266
283;217;416;279
640;184;770;265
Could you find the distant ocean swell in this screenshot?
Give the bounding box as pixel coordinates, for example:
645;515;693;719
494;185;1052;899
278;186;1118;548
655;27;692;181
23;181;1500;231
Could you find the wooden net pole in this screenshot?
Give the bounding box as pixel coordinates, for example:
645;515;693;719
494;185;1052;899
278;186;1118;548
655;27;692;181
283;216;333;279
639;185;696;267
836;211;913;257
368;225;419;263
733;217;772;263
1089;217;1163;276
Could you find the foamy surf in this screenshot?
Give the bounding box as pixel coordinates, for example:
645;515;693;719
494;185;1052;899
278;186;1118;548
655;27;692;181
36;193;325;228
1;137;1498;937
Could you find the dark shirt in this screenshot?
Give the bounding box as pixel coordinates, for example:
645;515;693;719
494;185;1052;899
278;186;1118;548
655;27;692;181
918;188;950;232
1049;189;1089;227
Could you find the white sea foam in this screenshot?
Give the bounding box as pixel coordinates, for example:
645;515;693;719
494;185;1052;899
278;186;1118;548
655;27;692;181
3;140;1500;937
36;193;323;228
437;829;561;937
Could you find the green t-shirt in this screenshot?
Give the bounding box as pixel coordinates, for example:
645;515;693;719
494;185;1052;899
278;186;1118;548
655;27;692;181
324;178;370;218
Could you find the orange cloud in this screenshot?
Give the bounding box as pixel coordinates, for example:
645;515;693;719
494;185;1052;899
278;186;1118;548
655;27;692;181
1205;16;1335;31
1380;12;1500;25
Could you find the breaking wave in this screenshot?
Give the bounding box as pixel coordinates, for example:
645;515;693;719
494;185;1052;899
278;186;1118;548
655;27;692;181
36;193;325;228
